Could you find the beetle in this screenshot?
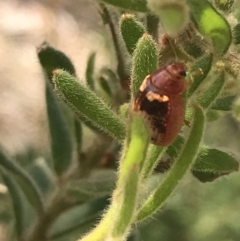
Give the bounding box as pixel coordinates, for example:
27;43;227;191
133;62;187;146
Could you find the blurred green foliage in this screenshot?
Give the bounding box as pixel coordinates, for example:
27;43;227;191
1;0;240;241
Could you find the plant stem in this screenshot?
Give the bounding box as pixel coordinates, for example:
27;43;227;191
111;114;149;238
78;113;149;241
100;4;126;82
78;203;117;241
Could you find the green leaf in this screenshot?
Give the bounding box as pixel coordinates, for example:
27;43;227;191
0;148;44;215
37;42;76;80
38;42;75;175
98;67;124;105
137;105;205;221
191;171;222;183
99;76;112;98
65;170;116;202
182;41;204;59
211;95;236;111
74;118;83;153
27;157;56;197
13;148;38;167
85;52;96;90
1;171;25;237
197;71;225;109
119;14;145;55
147;0;190;36
95;0;148;12
46;82;73;175
53;70;126;140
187;54;213;97
206;109;220;122
193;148;239;172
187;0;232;56
99;68;120;85
131;34;158;97
192;147;239;182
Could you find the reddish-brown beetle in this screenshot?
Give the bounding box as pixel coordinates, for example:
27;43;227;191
133;62;187;146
